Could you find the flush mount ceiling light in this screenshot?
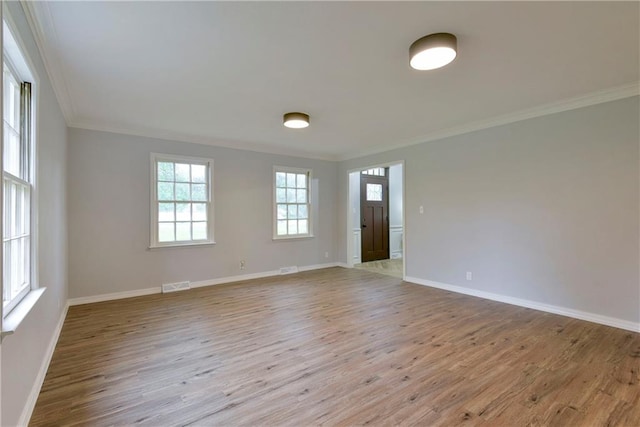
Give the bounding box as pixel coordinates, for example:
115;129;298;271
283;112;310;129
409;32;457;70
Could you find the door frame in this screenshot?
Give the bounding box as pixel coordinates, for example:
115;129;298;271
346;160;405;279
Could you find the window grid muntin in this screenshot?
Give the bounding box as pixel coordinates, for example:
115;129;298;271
366;183;383;201
361;167;385;177
153;158;212;245
3;174;30;304
2;61;33;313
3;63;22;178
275;168;311;237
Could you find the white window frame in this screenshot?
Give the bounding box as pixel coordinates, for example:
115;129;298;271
150;153;215;249
273;166;313;240
2;13;39;322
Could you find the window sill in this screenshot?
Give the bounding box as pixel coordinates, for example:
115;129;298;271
1;287;46;339
148;241;216;250
272;235;315;241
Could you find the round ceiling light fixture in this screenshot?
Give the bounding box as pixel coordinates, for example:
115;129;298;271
409;32;457;70
283;112;310;129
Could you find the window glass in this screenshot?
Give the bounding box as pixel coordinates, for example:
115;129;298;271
274;167;312;238
151;155;214;247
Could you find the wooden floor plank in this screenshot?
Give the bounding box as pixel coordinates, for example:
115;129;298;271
30;267;640;426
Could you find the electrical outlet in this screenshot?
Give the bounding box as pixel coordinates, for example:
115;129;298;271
324;251;329;258
466;272;472;281
419;205;424;214
240;260;246;270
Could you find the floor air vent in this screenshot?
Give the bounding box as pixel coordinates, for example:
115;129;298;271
279;266;299;275
162;281;191;293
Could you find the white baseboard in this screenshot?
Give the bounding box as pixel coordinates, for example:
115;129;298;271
299;262;339;272
69;263;342;305
336;262;351;268
68;287;160;306
18;302;69;427
405;276;639;333
191;262;340;288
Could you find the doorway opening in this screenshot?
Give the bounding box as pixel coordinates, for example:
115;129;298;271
347;162;404;279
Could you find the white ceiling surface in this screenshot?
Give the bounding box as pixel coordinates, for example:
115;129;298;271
28;1;639;160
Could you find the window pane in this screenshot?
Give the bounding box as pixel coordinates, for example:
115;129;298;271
191;164;206;183
10;182;17;237
157;162;174;181
274;169;311;238
192;203;207;221
21;186;29;235
287;188;296;203
277;204;287;220
158;182;174;201
3;125;20;177
3;241;10;303
286;173;296;188
175;163;190;182
175;183;190;201
24;237;30;282
3;181;9;237
192;222;207;240
10;239;18;296
287;205;298;219
191;184;207;201
298;204;308;219
159;203;174;221
159;222;175;242
22;237;30;292
296;174;306;188
16;238;24;290
366;183;383;201
176;222;191;241
277;220;287;236
154;157;213;246
176;203;191;221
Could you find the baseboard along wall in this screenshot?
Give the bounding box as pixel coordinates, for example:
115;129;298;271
404;276;640;333
68;262;341;306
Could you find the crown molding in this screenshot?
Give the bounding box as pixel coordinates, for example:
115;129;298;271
18;0;638;163
68;120;339;161
21;0;76;123
69;81;639;163
338;82;640;161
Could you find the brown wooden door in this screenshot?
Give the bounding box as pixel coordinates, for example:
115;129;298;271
360;172;389;262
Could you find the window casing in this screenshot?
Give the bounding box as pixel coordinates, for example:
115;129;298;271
273;167;312;239
2;55;34;315
150;154;214;248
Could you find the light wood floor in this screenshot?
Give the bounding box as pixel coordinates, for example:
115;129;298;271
355;259;403;278
31;268;639;426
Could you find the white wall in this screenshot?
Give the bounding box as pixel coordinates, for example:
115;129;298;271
348;171;361;264
67;128;338;298
339;97;640;326
1;3;68;426
388;164;403;228
388;163;403;258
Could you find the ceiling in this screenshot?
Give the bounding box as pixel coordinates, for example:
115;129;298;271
24;1;639;160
